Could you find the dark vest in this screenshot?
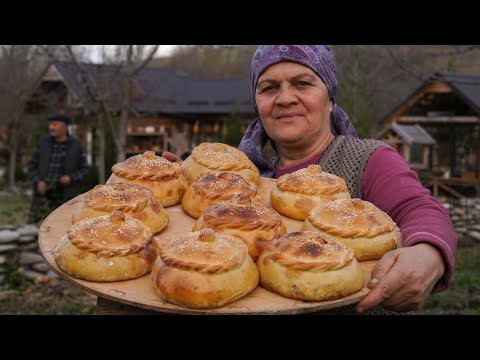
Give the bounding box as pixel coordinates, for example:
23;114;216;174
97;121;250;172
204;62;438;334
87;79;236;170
319;135;388;199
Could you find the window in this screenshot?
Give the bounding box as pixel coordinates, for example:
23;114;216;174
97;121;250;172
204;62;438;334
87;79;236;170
410;143;423;164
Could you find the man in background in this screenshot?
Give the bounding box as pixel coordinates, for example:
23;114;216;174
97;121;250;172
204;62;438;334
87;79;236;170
27;114;89;223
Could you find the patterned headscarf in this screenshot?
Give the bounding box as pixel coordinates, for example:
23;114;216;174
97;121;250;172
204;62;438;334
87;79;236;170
238;45;358;177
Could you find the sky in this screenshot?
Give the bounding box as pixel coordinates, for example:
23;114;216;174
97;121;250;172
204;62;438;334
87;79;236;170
86;45;178;63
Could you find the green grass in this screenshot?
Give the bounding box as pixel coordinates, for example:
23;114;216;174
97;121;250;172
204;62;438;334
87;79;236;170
2;255;30;292
0;277;97;315
417;243;480;315
0;191;31;227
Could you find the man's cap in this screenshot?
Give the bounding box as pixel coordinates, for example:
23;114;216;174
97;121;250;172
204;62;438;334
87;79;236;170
48;114;72;125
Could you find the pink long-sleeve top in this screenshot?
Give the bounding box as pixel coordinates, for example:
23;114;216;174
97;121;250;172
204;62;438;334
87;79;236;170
274;146;457;292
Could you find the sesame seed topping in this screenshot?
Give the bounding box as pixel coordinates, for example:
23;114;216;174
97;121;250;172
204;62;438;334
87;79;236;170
192;172;259;197
68;212;152;255
309;199;396;235
191;142;257;171
203;196;284;229
271;231;353;266
161;230;246;268
277;164;347;194
85;183;154;211
112;151;181;179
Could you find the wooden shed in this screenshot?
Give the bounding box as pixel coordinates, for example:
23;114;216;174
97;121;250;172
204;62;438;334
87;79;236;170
377;123;437;170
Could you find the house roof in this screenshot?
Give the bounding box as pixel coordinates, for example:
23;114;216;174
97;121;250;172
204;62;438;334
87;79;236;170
432;72;480;114
378;71;480;125
52;61;254;115
378;123;437;145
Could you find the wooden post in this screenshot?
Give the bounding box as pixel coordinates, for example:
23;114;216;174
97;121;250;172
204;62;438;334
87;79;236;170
433;176;439;197
449;123;456;177
477;124;480;179
428;145;433;170
404;144;410;164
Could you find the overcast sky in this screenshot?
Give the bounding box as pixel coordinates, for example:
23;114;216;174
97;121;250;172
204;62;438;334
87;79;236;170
87;45;178;62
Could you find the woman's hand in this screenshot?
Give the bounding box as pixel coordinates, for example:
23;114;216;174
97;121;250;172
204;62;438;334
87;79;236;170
162;151;182;163
356;243;446;313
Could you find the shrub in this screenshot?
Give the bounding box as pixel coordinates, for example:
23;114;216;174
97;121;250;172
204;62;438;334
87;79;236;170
2;163;27;183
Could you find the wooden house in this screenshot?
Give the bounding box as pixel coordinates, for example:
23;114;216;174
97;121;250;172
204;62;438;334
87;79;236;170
377;123;437;170
378;72;480;181
35;61;255;161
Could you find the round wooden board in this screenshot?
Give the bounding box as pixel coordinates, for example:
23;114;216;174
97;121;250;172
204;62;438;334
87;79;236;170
38;177;380;315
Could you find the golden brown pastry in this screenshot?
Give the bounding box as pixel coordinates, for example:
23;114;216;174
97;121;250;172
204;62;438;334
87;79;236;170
257;231;364;301
181;142;260;184
55;211;157;282
182;172;264;219
151;228;259;309
270;164;351;220
72;183;169;235
193;196;287;261
107;151;188;207
302;198;399;261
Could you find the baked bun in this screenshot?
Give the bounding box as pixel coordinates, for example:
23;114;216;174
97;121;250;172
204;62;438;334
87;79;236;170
270;164;351;220
55;211;157;282
302;199;399;261
107;151;188;207
182;172;263;219
257;231;364;301
72;183;169;235
193;196;287;261
181;142;260;184
152;228;259;309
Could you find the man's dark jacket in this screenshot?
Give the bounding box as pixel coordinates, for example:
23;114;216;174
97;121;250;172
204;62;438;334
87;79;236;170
27;135;89;201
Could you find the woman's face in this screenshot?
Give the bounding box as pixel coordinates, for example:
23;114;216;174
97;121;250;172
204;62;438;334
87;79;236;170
255;62;333;148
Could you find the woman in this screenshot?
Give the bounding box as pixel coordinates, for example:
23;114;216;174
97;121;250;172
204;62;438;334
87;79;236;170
164;45;457;314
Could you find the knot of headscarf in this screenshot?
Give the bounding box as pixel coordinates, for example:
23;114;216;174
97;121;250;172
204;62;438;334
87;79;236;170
239;45;358;177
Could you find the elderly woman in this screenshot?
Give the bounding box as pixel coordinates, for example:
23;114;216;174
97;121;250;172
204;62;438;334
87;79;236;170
240;45;456;314
164;45;457;314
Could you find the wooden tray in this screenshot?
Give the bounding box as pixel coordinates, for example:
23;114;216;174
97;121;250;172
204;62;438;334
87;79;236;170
38;177;383;315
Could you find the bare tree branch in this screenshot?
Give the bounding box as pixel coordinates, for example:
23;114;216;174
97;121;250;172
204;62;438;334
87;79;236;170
63;45;122;155
434;45;480;57
65;45;101;103
384;46;425;81
0;45;54;189
132;45;159;75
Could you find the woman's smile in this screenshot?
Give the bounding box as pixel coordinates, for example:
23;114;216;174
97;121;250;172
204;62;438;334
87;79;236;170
275;112;303;119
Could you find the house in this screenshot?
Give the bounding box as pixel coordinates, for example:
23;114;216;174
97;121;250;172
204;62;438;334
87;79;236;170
378;71;480;180
35;61;256;161
377;123;437;170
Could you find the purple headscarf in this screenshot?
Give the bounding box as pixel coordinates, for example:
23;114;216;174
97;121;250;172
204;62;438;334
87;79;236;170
238;45;358;177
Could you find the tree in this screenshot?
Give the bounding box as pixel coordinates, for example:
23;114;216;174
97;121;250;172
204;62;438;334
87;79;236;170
331;45;480;137
221;109;249;148
57;45;159;183
377;45;480;119
0;45;56;191
161;45;257;78
333;45;389;138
